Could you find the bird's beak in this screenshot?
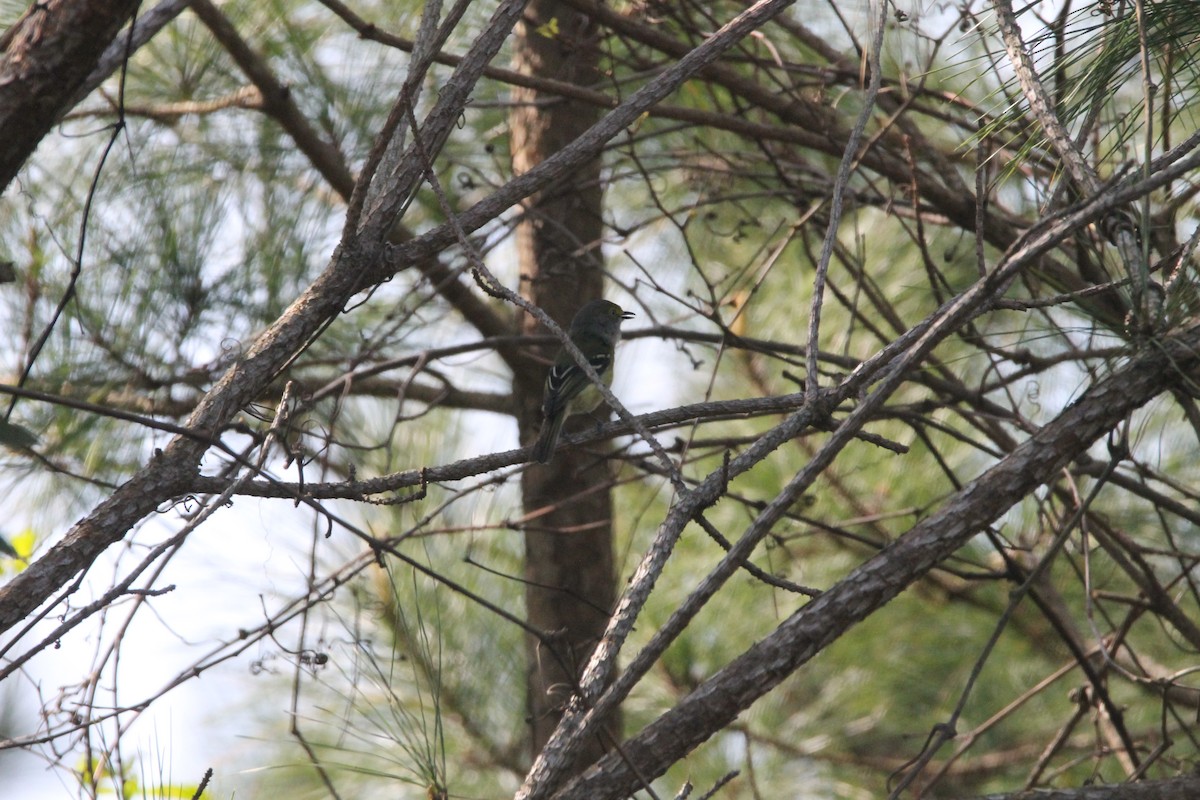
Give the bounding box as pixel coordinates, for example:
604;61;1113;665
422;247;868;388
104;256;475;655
621;311;635;320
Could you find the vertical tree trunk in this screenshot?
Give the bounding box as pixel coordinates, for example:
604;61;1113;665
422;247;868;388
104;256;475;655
510;0;619;768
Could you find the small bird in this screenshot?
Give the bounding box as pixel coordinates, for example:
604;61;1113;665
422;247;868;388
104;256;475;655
531;299;635;464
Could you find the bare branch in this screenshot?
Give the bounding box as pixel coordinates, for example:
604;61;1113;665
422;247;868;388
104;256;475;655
549;320;1200;800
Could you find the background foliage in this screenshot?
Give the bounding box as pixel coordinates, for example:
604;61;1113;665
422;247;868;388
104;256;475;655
3;0;1200;798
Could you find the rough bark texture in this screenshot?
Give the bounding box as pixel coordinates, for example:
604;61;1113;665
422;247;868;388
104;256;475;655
964;774;1200;800
0;0;141;193
0;0;535;634
510;0;619;767
0;0;793;637
547;324;1200;800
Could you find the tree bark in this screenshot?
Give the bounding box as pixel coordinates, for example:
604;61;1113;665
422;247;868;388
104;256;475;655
0;0;534;635
510;0;619;768
547;322;1200;800
964;774;1200;800
0;0;142;193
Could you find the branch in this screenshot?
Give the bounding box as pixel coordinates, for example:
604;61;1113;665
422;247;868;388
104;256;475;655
518;150;1193;796
0;0;141;192
69;0;193;110
964;774;1200;800
190;0;355;194
992;0;1146;313
191;0;515;356
547;320;1200;800
179;389;904;500
0;0;809;636
0;0;534;635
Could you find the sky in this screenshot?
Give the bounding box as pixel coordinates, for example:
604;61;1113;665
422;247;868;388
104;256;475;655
0;329;673;799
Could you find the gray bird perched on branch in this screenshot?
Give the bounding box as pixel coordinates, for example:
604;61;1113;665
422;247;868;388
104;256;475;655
531;299;634;464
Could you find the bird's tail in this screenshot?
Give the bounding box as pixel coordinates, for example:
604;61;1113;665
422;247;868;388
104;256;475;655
531;412;565;464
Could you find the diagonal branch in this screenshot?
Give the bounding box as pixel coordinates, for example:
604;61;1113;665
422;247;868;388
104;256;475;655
190;0;354;194
0;0;806;637
191;0;515;355
0;0;534;635
70;0;192;111
516;137;1200;798
547;318;1200;800
992;0;1145;312
0;0;142;192
966;774;1200;800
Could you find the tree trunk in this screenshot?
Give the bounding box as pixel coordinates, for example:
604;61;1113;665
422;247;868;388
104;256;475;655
510;0;619;768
